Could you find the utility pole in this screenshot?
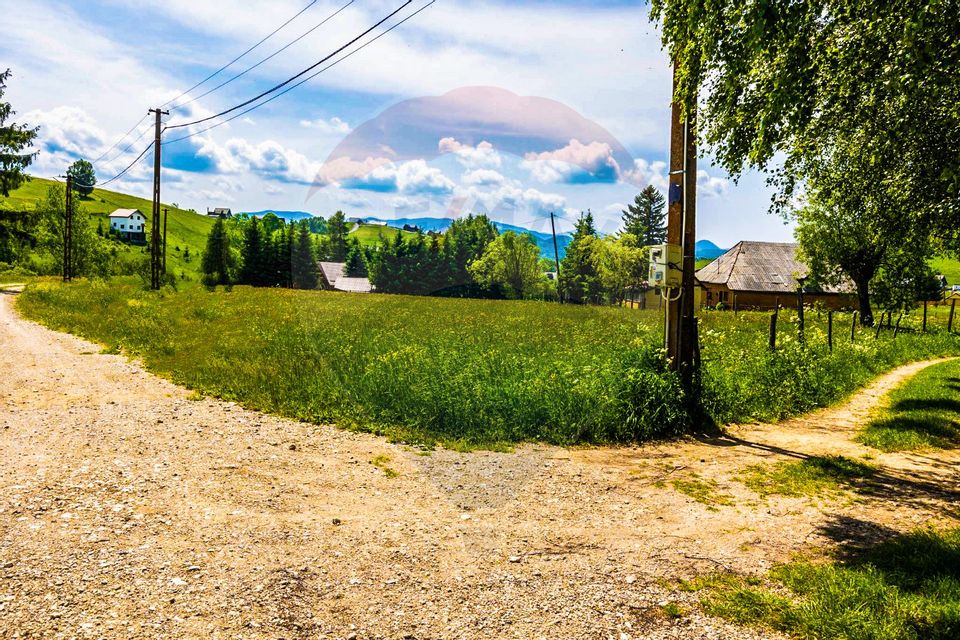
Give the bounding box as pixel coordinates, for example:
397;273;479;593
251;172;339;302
162;207;169;274
665;66;699;389
550;211;563;303
149;108;169;290
63;174;73;282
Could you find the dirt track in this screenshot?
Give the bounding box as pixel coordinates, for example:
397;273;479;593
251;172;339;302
1;287;957;639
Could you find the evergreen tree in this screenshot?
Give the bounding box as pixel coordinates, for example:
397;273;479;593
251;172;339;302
0;69;38;197
201;219;235;286
291;221;318;288
441;214;498;295
239;217;266;285
327;210;349;261
344;236;367;277
561;210;604;304
621;186;667;245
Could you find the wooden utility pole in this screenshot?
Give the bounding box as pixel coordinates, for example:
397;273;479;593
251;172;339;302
149;108;169;290
550;211;563;303
63;175;73;282
162;207;169;274
665;67;699;387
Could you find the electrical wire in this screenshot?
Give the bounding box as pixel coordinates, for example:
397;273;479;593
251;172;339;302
74;142;155;189
161;0;320;110
170;0;356;113
166;0;413;131
163;0;435;146
91;113;150;164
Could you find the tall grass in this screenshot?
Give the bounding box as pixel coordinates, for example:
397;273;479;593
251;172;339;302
16;281;960;447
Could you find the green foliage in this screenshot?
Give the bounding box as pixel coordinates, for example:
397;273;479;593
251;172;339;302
443;214;499;295
651;0;960;238
0;69;38;197
291;220;319;289
327;210;349;261
858;358;960;452
700;528;960;639
343;236;367;278
200;219;234;286
621;186;667;245
561;211;603;304
35;184;113;278
743;456;876;499
468;230;544;299
66;159;96;197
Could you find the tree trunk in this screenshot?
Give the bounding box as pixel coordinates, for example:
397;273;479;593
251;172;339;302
854;277;873;326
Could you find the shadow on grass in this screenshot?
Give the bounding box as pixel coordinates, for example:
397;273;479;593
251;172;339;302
892;398;960;413
701;521;960;639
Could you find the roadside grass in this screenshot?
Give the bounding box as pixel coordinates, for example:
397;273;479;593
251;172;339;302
370;455;399;478
858;359;960;452
688;527;960;640
15;282;960;448
743;456;877;499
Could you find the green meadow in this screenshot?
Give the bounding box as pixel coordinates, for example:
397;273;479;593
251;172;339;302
16;281;960;448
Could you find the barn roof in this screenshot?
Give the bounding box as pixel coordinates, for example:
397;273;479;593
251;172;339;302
318;261;344;285
695;241;849;294
334;277;373;293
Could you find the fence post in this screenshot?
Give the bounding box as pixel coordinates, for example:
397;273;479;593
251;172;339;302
949;299;956;332
734;294;738;316
828;310;833;352
851;311;858;342
769;311;778;350
923;300;928;332
893;312;904;339
796;289;805;345
875;311;885;339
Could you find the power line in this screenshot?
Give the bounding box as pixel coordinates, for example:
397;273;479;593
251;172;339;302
170;0;356;113
92;113;150;164
164;0;435;146
161;0;320;110
75;141;155;189
166;0;413;131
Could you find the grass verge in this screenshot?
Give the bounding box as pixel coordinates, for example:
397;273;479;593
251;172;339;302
858;359;960;452
15;282;960;448
690;527;960;639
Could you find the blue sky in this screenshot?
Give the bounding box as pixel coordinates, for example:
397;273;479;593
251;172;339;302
1;0;795;245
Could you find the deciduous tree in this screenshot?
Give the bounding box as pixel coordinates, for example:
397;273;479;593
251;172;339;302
0;69;38;197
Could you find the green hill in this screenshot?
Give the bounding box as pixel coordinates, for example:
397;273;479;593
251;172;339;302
931;256;960;286
0;176;215;278
349;222;417;247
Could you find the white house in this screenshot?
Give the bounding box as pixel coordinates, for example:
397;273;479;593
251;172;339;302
108;209;147;242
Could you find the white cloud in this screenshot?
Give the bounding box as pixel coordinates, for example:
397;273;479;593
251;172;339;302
622;158;669;190
300;116;351;135
521;139;621;184
697;169;729;198
438;138;501;169
461;168;507;186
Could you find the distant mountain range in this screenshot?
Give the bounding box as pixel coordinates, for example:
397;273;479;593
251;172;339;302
695;240;727;260
362;217;573;260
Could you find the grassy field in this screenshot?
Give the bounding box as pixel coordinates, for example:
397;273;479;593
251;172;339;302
857;358;960;452
0;176;215;279
349;222;417;246
931;256;960;286
687;527;960;639
16;282;960;448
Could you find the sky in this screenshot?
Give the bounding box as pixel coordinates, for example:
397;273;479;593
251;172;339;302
0;0;795;246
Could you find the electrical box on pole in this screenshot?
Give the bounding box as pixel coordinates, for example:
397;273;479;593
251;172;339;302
648;244;683;288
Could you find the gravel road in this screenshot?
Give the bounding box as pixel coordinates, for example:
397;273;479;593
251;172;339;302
1;287;956;639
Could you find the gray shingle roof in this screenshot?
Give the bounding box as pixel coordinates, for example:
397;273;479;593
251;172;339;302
334;277;373;293
695;241;849;294
318;262;345;286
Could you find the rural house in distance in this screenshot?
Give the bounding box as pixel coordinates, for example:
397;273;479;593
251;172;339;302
696;241;855;310
107;209;147;243
318;261;373;293
206;207;233;218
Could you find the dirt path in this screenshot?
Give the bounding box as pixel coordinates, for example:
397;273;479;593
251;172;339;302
1;289;957;640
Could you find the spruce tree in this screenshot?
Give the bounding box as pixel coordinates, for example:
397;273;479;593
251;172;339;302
561;210;603;304
201;219;234;286
344;236;367;277
327;211;349;261
239;217;264;285
292;221;319;288
621;186;667;245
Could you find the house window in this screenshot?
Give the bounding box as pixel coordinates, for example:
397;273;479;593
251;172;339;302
719;291;729;303
121;224;125;229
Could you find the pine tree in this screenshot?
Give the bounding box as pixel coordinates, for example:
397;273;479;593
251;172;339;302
292;221;319;288
327;210;349;261
344;236;367;277
239;217;265;285
201;219;234;286
621;186;667;245
561;210;603;304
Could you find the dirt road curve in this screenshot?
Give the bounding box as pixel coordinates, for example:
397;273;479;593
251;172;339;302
1;288;957;639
